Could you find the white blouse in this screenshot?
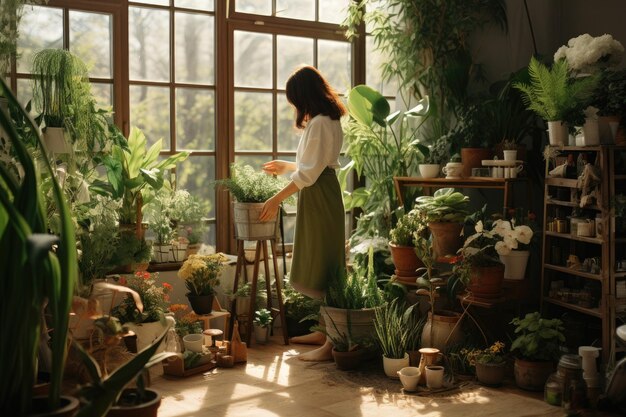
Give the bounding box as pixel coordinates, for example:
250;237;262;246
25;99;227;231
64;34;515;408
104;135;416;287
290;114;343;189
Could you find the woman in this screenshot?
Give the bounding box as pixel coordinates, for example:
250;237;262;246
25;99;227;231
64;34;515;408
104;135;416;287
259;65;346;361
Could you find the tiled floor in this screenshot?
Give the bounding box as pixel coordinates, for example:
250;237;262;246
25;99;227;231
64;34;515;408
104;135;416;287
149;335;619;417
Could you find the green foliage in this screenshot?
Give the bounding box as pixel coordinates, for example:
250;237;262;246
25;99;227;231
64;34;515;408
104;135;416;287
514;57;598;122
326;247;385;310
415;135;451;165
343;0;507;147
510;312;565;362
253;308;273;328
340;85;429;237
94;127;189;225
389;208;425;246
414;188;470;223
283;278;321;322
215;163;295;204
111;231;152;266
0;79;78;414
373;300;405;358
111;271;171;324
592;68;626;118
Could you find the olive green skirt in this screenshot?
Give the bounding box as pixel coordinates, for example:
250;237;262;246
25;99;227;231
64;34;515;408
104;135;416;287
290;168;345;295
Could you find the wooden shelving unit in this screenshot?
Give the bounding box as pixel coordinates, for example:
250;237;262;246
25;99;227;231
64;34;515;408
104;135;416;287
541;145;626;364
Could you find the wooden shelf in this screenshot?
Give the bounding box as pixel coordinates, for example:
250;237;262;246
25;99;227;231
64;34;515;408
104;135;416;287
545;177;579;188
545;199;600;210
545;230;604;244
549;145;603;151
615;272;626;278
544;264;603;281
543;297;602;318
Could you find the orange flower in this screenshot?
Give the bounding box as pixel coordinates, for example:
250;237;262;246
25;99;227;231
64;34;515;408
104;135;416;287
169;303;189;313
163;282;172;291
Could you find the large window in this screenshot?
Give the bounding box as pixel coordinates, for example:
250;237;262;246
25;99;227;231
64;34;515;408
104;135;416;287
11;0;392;253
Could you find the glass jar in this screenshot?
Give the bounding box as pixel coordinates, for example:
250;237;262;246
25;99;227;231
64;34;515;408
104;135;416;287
557;354;587;414
544;372;563;406
563;378;587;415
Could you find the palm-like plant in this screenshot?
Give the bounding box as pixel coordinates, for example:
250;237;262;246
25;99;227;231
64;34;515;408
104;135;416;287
514;57;598;122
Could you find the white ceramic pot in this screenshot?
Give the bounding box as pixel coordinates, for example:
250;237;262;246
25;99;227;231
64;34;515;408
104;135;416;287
547;121;568;146
419;164;440;178
499;250;530;280
182;333;204;353
425;365;445;389
581;118;600;146
397;366;421;391
254;324;270;344
503;150;517;162
125;321;169;353
383;353;410;379
43;127;71;154
441;162;463;179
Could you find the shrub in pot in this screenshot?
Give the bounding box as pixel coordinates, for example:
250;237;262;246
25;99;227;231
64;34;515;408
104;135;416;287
510;312;565;391
389;208;426;280
414;188;470;258
178;253;228;315
253;308;273;344
468;341;508;386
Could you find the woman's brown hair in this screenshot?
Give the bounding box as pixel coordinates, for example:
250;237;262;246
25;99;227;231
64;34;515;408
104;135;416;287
285;65;347;129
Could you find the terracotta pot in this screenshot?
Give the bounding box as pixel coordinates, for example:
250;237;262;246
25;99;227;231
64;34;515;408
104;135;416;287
389;242;423;278
106;388;161;417
514;358;555;391
428;222;463;259
467;264;505;299
187;294;214;315
476;361;507;386
29;396;79;417
332;348;365;371
461;148;493;178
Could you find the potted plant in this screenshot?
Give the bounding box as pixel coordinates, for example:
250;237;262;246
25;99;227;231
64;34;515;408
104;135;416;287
388;208;426;281
496;208;536;280
215;163;295;240
111;271;173;352
416;134;451;179
169;189;208;256
374;300;411;378
414;234;463;352
0;79;79;415
510;312;565;391
282;279;321;337
178;253;228;315
514;57;598;146
340;84;430;232
144;190;174;263
468;341;508;386
414;187;470;258
31;48;94;154
322;308;366;371
591;68;626;144
253;308;273;344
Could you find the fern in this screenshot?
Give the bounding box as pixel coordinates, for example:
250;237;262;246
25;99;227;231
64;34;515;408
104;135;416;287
514;57;598;121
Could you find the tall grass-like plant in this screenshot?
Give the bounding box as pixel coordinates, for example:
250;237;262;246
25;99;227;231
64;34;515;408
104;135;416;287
374;299;407;359
0;79;78;414
514;57;598;122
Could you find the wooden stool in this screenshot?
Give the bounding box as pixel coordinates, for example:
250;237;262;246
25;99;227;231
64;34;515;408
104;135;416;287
203;328;223;347
231;238;289;346
188;298;231;340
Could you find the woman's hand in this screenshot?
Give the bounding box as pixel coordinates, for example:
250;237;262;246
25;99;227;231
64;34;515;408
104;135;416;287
259;196;281;222
263;160;295;176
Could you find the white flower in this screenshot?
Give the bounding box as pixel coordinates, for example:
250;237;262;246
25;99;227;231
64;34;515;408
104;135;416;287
495;240;512;256
493;219;512;237
554;33;624;72
475;220;484;233
503;235;519;250
514;225;533;245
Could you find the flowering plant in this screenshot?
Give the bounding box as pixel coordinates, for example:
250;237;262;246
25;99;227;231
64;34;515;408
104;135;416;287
554;33;624;73
111;271;171;323
178;253;228;296
169;303;203;337
466;341;508;366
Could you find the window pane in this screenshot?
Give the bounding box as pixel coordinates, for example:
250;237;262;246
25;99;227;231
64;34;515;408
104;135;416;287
317;40;351;92
276;35;313;88
234;31;272;88
366;35;398;97
234;155;271;170
70;11;112;79
319;0;349;24
17;6;63;73
235;0;270;15
234;91;272;151
129;7;170;82
277;93;299;151
16;78;34;108
177;156;215;219
176;88;215;151
90;82;113;110
130;0;169;5
276;0;314;21
175;0;214;11
130;85;171;150
175;12;214;84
